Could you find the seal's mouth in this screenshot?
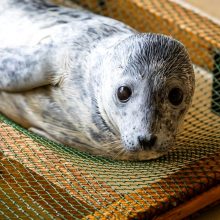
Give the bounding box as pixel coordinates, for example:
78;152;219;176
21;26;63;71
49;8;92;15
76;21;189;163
108;143;170;161
115;149;167;161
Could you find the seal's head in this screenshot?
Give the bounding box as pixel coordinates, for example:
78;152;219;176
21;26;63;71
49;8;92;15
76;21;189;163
93;33;194;161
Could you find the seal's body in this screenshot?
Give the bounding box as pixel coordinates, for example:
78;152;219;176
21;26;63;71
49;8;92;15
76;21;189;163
0;0;195;160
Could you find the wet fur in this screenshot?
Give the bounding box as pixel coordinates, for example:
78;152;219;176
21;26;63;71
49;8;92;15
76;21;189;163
0;0;195;160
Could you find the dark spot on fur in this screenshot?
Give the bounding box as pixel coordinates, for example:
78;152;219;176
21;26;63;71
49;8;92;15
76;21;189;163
59;11;81;19
155;109;163;119
165;120;175;132
86;28;101;41
48;8;59;12
57;20;68;24
81;16;92;21
89;129;103;142
87;27;98;35
122;112;127;116
180;108;186;116
14;0;58;11
70;14;80;18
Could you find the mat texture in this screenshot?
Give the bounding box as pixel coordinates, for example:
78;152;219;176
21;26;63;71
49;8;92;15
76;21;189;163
0;0;220;219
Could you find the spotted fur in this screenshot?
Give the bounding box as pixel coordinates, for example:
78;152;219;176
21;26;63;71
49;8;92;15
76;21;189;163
0;0;195;160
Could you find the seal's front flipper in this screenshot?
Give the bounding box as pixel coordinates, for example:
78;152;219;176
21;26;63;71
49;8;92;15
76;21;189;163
0;44;62;92
29;127;58;143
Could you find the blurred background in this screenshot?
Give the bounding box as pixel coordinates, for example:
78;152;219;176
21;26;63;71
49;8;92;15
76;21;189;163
186;0;220;20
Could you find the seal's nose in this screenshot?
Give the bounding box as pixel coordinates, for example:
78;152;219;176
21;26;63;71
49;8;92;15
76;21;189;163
138;135;157;150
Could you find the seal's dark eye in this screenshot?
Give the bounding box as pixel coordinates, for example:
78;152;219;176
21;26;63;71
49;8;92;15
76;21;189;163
117;86;132;102
168;87;184;106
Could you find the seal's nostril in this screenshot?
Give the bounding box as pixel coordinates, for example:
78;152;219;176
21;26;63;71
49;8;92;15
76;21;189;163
138;135;157;150
149;135;157;146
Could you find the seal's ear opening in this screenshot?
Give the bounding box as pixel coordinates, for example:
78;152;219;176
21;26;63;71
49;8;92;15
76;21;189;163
212;51;220;116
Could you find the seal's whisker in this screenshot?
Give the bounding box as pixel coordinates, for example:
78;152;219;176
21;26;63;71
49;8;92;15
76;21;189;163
112;148;125;160
101;140;121;147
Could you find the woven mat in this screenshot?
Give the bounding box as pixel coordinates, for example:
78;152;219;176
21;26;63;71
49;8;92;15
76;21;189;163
0;0;220;219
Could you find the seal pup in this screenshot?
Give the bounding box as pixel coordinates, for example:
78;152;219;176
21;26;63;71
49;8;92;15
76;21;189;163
0;0;195;161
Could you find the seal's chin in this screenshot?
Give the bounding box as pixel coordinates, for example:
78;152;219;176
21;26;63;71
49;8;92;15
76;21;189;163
116;149;167;161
